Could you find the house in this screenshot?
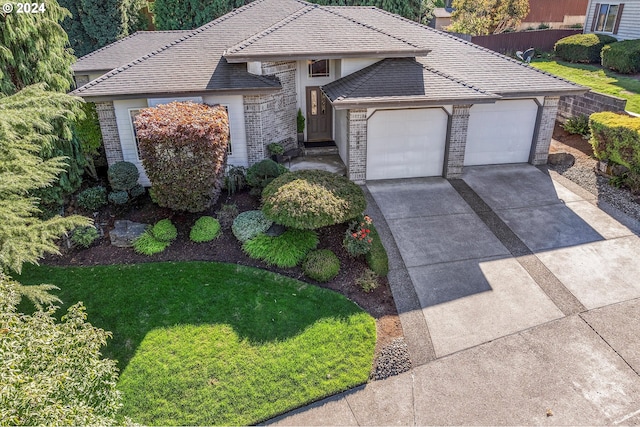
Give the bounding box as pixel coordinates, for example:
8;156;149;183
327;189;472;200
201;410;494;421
584;0;640;40
71;0;585;184
518;0;588;30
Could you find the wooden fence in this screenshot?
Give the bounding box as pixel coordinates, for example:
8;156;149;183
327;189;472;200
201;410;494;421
458;29;583;54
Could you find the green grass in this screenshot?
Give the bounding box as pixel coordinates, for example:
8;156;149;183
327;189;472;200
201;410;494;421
531;59;640;114
19;262;376;426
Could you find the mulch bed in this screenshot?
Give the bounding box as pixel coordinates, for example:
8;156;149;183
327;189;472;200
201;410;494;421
46;188;403;352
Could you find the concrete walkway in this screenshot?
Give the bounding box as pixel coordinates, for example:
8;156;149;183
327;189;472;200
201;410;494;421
267;164;640;425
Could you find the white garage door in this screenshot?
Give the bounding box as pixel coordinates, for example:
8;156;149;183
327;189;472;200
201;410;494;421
464;100;538;166
367;108;448;180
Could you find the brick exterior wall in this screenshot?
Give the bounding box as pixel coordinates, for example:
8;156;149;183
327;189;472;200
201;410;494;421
444;105;471;178
531;96;560;165
557;91;627;122
243;61;297;166
347;109;367;183
95;101;123;166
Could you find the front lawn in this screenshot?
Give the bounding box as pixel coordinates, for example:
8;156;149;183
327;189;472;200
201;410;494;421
19;262;376;425
531;59;640;114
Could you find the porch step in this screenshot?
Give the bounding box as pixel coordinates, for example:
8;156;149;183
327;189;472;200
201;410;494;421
304;142;338;156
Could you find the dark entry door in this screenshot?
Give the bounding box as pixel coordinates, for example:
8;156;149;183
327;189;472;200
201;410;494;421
306;86;332;141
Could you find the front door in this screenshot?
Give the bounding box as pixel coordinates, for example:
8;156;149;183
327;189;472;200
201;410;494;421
306;86;332;141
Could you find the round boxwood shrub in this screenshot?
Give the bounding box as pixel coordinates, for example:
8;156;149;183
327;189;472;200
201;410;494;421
232;210;273;243
107;161;139;191
302;249;340;282
129;183;146;199
554;33;617;63
189;216;221;242
108;190;129;205
246;159;288;189
602;40;640;74
242;229;318;268
151;219;177;242
262;170;366;230
76;186;107;211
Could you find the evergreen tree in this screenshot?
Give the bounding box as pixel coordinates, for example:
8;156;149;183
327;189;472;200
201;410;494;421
0;0;75;94
152;0;245;30
0;85;89;277
59;0;149;58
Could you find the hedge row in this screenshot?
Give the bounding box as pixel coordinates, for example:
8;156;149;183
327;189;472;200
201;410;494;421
589;112;640;170
554;33;616;63
601;39;640;74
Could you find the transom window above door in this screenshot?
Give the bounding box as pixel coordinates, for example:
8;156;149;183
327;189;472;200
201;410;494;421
308;59;329;77
593;3;622;33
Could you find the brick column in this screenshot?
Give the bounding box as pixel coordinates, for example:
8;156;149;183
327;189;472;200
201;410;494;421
530;96;560;165
347;109;367;184
95;101;124;166
243;95;270;165
443;105;471;179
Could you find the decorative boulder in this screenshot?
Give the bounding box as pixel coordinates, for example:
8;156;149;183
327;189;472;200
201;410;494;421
109;220;148;248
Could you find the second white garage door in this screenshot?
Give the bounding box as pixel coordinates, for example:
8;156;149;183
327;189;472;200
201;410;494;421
367;108;448;180
464;100;538;166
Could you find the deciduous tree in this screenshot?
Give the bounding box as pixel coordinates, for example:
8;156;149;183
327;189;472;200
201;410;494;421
448;0;529;35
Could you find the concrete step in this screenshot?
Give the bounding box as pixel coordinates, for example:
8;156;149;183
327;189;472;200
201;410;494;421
304;145;338;156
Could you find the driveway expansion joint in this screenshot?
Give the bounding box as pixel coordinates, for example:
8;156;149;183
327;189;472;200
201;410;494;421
450;179;586;316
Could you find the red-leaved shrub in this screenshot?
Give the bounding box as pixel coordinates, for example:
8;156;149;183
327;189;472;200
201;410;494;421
134;102;229;212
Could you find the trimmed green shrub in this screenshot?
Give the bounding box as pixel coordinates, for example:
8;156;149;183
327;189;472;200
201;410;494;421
133;231;169;256
356;268;379;293
563;114;590;136
267;142;285;156
242;229;318;268
366;226;389;277
302;249;340;282
71;226;100;248
602;40;640;74
190;216;221;242
232;210;273;243
246;159;288;190
589;112;640;169
555;33;616;63
108;190;129;205
135;102;230;212
76;186;107;211
151;219;177;242
129;184;146;198
108;161;139;191
262;170;366;230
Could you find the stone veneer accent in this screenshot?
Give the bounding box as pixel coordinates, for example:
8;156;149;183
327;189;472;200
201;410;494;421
243;61;297;165
530;96;560;165
444;105;471;179
95;101;124;166
347;109;368;183
557;91;627;123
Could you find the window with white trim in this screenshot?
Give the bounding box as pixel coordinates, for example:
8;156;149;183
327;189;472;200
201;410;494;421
129;108;142;160
593;3;621;33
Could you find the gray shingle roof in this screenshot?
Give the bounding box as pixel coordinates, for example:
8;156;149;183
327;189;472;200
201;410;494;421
72;0;306;98
72;0;585;101
72;31;193;73
328;7;585;97
223;4;430;62
322;58;498;109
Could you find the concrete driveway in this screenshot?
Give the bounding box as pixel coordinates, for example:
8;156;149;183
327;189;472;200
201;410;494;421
366;164;640;360
269;164;640;425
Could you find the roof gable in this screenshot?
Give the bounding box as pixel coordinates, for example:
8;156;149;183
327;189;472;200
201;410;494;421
223;4;430;63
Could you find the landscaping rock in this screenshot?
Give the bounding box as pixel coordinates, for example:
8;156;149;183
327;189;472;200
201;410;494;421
110;220;148;247
547;152;575;167
264;223;286;237
370;338;412;381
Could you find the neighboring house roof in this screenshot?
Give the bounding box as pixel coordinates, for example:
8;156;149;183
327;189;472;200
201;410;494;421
223;5;430;62
433;8;452;19
323;58;498;109
72;0;585;101
72;31;193;74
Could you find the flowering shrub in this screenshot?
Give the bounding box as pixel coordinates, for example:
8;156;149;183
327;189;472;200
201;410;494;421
134;102;229;212
343;214;374;256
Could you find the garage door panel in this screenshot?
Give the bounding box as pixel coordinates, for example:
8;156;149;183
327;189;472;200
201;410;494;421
367;109;447;180
464;100;538;166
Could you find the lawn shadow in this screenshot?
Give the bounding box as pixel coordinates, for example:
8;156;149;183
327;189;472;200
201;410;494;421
18;261;365;370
